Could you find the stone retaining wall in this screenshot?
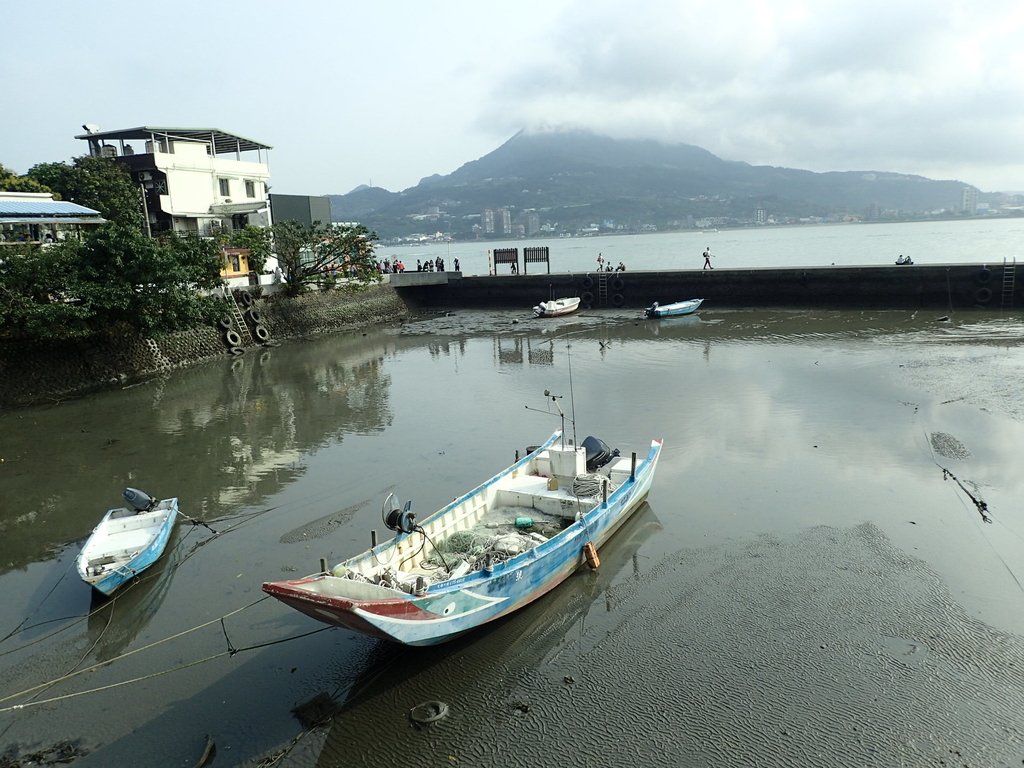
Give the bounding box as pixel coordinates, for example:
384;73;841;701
0;283;409;410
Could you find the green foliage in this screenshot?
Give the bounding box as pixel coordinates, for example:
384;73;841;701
0;162;52;193
0;242;93;340
27;156;144;231
272;220;380;297
0;226;225;342
225;224;272;274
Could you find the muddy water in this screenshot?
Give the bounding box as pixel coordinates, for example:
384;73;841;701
1;308;1022;767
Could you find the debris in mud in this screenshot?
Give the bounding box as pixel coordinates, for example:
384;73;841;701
930;432;971;461
0;741;86;767
409;700;450;727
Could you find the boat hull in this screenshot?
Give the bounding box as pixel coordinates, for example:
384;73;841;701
76;499;178;596
263;434;663;646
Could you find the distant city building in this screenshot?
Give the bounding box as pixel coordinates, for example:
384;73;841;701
75;125;272;238
525;211;540;235
756;208;766;224
961;186;978;215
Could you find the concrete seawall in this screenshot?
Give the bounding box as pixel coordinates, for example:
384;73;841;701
391;263;1017;311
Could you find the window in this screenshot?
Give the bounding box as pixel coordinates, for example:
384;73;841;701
218;178;230;196
245;180;256;198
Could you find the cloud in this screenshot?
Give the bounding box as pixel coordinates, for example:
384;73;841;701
480;0;1024;189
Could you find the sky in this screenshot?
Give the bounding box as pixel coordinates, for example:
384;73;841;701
3;0;1024;195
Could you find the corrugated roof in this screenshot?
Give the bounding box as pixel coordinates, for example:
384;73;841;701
74;126;272;154
0;200;102;216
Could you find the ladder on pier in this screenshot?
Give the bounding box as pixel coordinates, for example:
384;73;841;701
226;290;254;345
598;272;609;305
1000;258;1016;310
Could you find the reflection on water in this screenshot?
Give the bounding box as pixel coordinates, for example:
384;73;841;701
1;308;1023;766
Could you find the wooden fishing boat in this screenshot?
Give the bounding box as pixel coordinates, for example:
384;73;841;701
263;429;663;646
644;298;703;318
76;488;178;597
533;296;581;318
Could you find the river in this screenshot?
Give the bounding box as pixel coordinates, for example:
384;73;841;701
1;227;1024;766
385;216;1024;275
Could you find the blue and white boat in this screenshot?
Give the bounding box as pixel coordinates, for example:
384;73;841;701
644;298;703;318
263;429;663;646
76;489;178;597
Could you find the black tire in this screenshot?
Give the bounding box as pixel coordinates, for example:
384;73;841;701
612;293;625;307
582;276;594;290
611;277;625;291
247;308;262;324
976;267;992;285
229;346;245;356
239;290;254;307
581;291;594;304
253;324;270;342
225;329;242;347
975;286;992;304
217;317;232;331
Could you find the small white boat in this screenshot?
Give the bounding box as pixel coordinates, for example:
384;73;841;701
534;296;581;317
644;298;704;318
76;488;178;596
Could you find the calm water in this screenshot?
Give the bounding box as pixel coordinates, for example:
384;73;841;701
389;217;1024;275
2;303;1024;766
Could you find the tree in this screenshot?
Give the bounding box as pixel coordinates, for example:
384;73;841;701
272;220;380;296
225;224;272;274
0;162;52;193
0;242;93;340
27;156;145;231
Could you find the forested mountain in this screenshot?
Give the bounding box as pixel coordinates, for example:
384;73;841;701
329;130;977;240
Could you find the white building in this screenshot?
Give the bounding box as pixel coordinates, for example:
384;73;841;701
75;125;273;238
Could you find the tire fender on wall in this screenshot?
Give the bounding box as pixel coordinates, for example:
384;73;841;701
976;267;992;285
247;309;262;324
974;286;992;304
253;324;270;343
611;277;625;291
239;290;254;307
582;276;594;290
611;293;625;307
217;317;232;331
225;329;242;347
581;291;594;305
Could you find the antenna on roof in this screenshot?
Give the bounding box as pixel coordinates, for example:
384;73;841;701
82;124;99;134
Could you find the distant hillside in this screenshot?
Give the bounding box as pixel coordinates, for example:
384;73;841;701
329;130;978;240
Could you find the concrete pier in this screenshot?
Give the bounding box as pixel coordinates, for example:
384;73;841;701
391;263;1016;311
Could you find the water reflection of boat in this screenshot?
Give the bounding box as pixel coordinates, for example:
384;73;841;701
263;430;662;646
86;534;180;662
310;504;663;765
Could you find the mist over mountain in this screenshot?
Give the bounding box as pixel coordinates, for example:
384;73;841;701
329;130;985;240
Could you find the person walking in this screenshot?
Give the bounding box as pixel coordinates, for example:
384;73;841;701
702;247;713;270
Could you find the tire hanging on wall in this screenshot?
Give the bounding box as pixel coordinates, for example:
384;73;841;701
225;329;242;347
253;324;270;343
611;277;625;291
612;293;625;307
581;291;594;305
974;286;992;304
976;267;992;285
217;317;232;331
582;276;594;290
247;308;262;324
239;290;254;307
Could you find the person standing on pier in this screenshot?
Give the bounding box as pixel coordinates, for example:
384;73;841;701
703;247;713;270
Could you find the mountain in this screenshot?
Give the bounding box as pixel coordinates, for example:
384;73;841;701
329;130;977;241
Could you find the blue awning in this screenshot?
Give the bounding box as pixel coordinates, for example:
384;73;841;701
0;200;102;217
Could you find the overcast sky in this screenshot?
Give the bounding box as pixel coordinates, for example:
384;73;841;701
4;0;1023;195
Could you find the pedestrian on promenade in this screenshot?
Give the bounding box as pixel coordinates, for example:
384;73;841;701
703;247;713;270
454;258;460;272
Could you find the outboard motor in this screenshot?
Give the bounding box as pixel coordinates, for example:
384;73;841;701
581;436;620;472
123;487;156;512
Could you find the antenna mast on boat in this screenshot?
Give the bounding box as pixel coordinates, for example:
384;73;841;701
566;340;578;447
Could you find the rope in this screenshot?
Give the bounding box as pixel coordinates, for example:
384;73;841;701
0;597;268;708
